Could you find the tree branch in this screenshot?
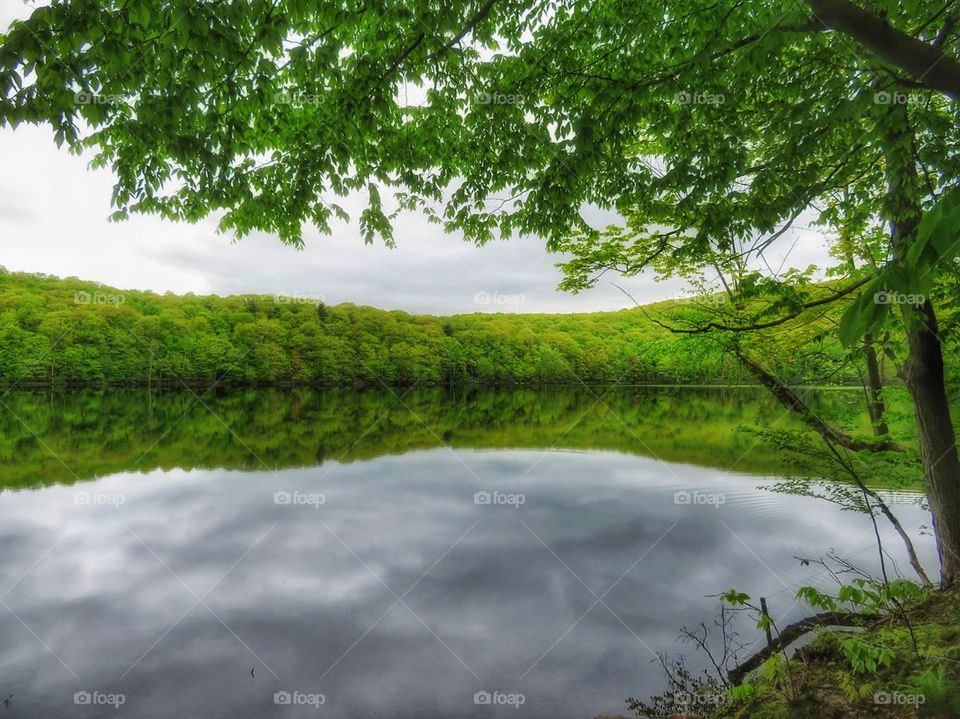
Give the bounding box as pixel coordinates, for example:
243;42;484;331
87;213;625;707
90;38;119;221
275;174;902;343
432;0;498;58
660;275;873;334
733;344;906;453
806;0;960;100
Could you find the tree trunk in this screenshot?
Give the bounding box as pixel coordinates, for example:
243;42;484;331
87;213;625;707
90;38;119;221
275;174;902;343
880;99;960;587
864;484;932;585
863;332;889;437
900;301;960;586
733;344;903;453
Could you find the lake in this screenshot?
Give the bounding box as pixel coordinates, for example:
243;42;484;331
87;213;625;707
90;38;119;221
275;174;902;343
0;387;935;717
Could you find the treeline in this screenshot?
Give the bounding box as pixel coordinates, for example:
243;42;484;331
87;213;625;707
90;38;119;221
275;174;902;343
0;268;850;386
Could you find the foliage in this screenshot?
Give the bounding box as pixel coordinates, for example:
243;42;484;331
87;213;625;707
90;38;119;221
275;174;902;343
796;579;927;618
628;605;752;719
2;0;957;268
837;635;896;675
904;665;960;715
718;590;802;702
717;585;960;718
760;654;798;699
627;655;730;719
0;267;863;387
746;424;927;512
839;186;960;347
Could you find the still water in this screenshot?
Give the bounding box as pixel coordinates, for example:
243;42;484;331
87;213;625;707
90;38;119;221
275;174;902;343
0;388;934;717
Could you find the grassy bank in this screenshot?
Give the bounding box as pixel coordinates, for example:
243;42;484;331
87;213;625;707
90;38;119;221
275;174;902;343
721;586;960;718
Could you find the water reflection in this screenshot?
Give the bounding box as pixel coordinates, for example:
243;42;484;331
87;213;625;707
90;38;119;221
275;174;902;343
0;449;935;718
0;386;875;489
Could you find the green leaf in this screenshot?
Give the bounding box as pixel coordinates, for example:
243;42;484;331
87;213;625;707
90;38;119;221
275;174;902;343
838;279;889;348
719;589;751;606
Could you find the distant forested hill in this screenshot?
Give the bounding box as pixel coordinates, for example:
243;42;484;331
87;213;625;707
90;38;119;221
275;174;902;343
0;268;853;386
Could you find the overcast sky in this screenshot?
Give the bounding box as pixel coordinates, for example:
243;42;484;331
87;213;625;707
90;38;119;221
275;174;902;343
0;5;832;316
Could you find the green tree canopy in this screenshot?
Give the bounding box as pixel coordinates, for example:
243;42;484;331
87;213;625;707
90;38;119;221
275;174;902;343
1;0;956;250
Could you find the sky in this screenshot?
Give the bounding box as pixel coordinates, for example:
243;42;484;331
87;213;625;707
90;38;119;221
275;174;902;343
0;4;833;316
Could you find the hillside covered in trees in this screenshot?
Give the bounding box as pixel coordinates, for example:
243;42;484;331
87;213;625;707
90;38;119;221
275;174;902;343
0;268;859;387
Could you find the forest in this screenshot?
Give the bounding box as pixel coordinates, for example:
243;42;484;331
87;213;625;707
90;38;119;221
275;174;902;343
0;266;866;387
